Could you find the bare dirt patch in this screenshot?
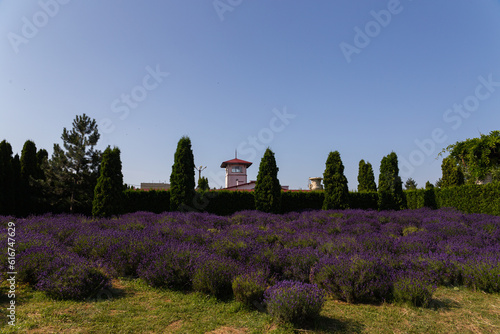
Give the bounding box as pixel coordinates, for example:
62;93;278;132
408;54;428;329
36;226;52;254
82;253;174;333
206;326;248;334
166;319;183;331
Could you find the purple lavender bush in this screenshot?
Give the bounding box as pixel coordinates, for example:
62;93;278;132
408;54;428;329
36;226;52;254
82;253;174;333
192;252;240;298
460;253;500;293
3;207;500;304
310;254;393;304
138;241;202;290
393;271;436;307
264;280;325;324
35;255;111;300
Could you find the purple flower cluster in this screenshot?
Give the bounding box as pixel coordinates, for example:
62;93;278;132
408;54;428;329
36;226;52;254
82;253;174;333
393;270;436;307
3;207;500;304
264;280;325;324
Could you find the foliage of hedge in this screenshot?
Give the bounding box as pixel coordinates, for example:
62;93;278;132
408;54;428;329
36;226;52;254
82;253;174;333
406;183;500;215
281;191;324;212
201;190;255;215
405;189;437;210
123;189;170;214
436;183;500;215
122;183;500;215
349;192;378;210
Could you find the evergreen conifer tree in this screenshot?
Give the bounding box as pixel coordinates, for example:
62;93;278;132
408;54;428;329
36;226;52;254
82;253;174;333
92;146;124;217
20;140;40;215
170;136;196;211
12;154;21;216
254;148;281;213
197;176;209;191
404;178;418;190
378;152;406;210
357;159;377;192
0;140;14;215
45;114;101;214
323;151;349;210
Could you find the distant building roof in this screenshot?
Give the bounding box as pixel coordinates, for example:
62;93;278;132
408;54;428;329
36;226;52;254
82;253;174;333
225;181;290;191
220;158;253;168
225;180;256;190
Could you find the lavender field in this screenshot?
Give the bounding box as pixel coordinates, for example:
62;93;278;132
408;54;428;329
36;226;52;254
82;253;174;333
2;208;500;323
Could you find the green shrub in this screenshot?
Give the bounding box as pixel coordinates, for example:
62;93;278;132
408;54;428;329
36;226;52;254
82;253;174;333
232;269;268;309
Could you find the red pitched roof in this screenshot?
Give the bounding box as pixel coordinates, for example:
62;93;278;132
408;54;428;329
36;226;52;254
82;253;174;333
220;158;253;168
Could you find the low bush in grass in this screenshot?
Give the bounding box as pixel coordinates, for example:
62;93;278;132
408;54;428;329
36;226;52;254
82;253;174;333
311;254;393;304
17;245;61;285
138;241;202;290
232;268;269;309
192;253;240;298
460;254;500;293
264;280;325;325
393;271;436;307
35;256;111;300
417;253;462;287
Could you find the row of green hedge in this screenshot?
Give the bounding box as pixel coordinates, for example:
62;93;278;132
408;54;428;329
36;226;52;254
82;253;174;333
122;183;500;216
405;183;500;215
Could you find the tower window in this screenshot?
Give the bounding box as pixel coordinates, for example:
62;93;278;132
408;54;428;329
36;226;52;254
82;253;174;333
232;166;242;173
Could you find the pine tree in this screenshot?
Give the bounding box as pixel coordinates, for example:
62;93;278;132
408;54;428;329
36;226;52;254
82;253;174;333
404;178;418;190
378;152;406;210
170;136;196;211
46;114;101;214
441;157;465;187
357;159;377;192
254;148;282;213
197;176;209;191
92;146;124;217
0;140;14;215
323;151;349;210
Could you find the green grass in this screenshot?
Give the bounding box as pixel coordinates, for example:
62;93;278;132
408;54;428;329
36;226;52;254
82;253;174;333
1;279;499;333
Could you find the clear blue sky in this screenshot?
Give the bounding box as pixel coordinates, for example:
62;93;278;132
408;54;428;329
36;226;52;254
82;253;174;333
1;0;500;190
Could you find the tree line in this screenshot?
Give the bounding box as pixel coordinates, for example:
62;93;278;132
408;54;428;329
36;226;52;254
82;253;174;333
0;114;122;217
1;113;497;217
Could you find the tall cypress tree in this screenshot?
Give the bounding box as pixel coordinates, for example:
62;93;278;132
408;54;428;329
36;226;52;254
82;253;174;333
170;136;196;211
323;151;349;210
378;152;406;210
254;148;281;213
0;140;14;215
20;140;39;216
12;154;21;216
357;159;377;192
92;146;124;217
441;156;464;187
